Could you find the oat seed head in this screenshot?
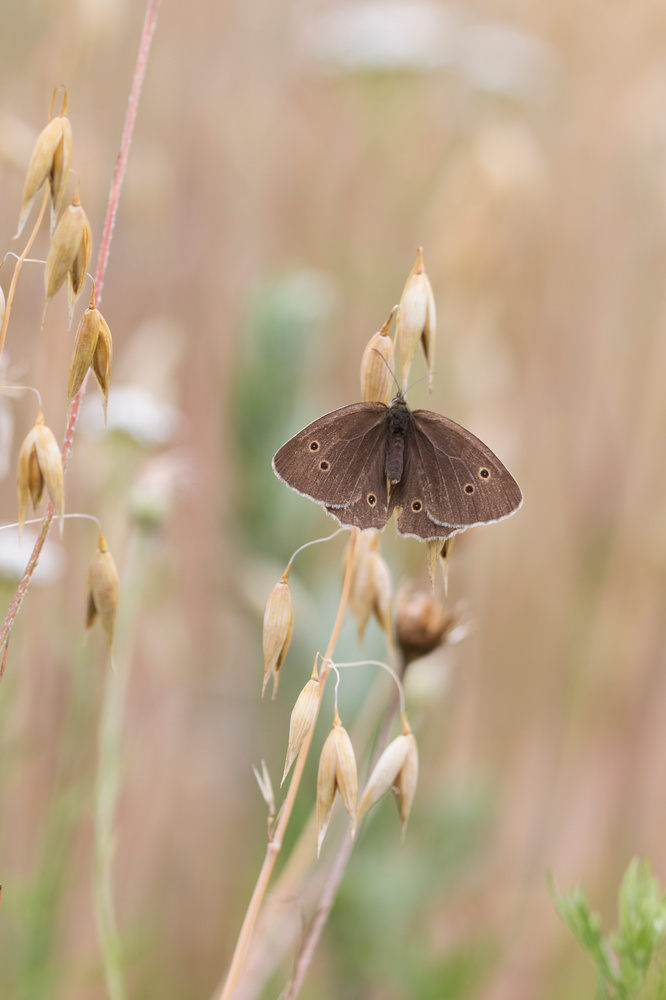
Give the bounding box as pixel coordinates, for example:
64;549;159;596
360;306;397;405
86;532;119;655
396;247;436;391
262;568;293;699
44;189;92;327
16;112;72;240
16;411;64;539
282;664;320;785
316;710;358;856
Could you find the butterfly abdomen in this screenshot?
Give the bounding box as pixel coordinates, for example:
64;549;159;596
385;397;411;484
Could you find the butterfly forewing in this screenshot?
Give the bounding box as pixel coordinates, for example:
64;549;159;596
388;410;522;537
272;402;390;518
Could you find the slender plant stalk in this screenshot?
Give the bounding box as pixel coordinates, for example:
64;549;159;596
94;526;155;1000
218;529;358;1000
0;0;162;662
0;189;48;360
279;684;402;1000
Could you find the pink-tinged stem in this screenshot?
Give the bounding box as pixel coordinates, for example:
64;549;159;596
0;0;162;665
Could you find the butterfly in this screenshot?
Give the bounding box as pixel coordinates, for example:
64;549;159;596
273;391;522;541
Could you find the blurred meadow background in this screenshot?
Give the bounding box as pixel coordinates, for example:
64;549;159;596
1;0;666;998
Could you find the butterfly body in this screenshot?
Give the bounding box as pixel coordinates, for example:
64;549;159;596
273;392;522;541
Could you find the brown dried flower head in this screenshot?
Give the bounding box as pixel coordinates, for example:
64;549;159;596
16;90;72;239
356;713;419;840
17;409;64;538
68;288;113;419
262;567;293;699
395;583;462;668
44;187;92;327
395;247;436;390
316;707;358;856
360;306;397;405
282;661;321;785
86;532;119;654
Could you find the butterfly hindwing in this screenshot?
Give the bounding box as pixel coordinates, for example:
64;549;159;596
272;402;390;525
389;410;522;538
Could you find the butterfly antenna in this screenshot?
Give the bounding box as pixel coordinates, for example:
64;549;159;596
403;370;437;398
371;348;402;396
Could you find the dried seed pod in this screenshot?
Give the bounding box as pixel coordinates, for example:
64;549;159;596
86;532;119;654
92;313;113;421
346;531;393;648
282;663;321;784
395;247;436;390
360;306;397;405
68;291;101;405
67;289;113;419
356;714;419;839
395;583;462;668
17;410;64;538
262;567;293;699
346;530;377;641
16;108;72;239
44;189;92;326
316;707;358;856
367;550;394;651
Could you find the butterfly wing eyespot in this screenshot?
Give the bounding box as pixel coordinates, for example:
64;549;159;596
309;440;320;451
411;499;422;512
319;460;330;471
366;493;377;506
478;467;490;479
464;484;475;495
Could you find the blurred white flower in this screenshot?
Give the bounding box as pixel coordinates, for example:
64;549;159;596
0;527;66;585
79;385;183;447
296;1;558;100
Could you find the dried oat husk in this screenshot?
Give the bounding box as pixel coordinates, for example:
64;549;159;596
395;247;436;390
67;288;113;419
316;707;358;856
16;410;64;539
44;188;92;327
426;534;456;594
262;567;293;699
16;91;72;239
282;662;320;784
86;532;119;654
345;531;393;648
92;313;113;421
356;714;418;840
360;306;397;405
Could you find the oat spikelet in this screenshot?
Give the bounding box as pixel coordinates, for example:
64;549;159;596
16;104;72;239
44;188;92;327
282;662;320;785
345;530;393;648
316;707;358;856
395;247;436;390
16;410;64;539
86;532;119;654
356;714;418;840
67;289;113;419
262;567;293;699
360;306;397;405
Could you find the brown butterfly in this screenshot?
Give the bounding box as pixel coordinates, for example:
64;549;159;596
273;391;522;541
